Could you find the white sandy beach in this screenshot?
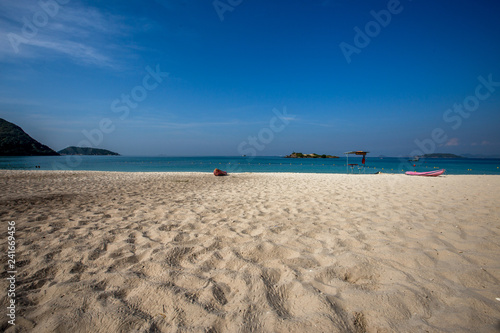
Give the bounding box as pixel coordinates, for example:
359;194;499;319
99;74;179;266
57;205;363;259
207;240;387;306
0;171;499;332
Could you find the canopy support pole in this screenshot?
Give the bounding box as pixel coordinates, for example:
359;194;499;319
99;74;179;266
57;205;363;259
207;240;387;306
346;153;348;174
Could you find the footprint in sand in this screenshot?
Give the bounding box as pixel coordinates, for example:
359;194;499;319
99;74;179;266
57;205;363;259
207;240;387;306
261;269;290;319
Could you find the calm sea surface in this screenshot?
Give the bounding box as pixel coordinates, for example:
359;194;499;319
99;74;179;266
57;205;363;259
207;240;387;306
1;156;499;175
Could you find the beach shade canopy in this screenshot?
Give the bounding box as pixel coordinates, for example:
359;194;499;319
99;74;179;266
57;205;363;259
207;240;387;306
344;151;369;156
344;151;369;172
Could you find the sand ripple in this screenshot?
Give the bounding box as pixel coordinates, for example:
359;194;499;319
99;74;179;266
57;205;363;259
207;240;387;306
1;171;499;332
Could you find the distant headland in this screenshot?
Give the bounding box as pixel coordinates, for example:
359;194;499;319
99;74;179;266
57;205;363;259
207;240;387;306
58;147;120;156
285;152;339;159
420;153;464;159
0;118;59;156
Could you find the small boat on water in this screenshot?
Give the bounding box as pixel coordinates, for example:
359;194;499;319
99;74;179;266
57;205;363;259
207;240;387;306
405;169;445;177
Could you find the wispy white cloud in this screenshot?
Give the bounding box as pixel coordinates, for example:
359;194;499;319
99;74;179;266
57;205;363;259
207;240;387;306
445;137;459;146
122;117;266;130
303;122;334;127
153;120;243;129
0;0;144;68
472;140;493;146
22;38;113;66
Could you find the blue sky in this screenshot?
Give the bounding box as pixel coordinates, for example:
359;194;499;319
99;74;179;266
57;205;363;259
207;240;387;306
1;0;499;156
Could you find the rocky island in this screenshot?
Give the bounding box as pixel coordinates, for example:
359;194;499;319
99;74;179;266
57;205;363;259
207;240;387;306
420;153;464;159
58;146;120;156
285;152;339;158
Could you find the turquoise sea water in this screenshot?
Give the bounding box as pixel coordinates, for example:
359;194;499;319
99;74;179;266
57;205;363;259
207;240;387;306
1;156;500;175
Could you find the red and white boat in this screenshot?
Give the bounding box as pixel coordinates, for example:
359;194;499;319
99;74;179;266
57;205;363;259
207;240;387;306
405;169;445;177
